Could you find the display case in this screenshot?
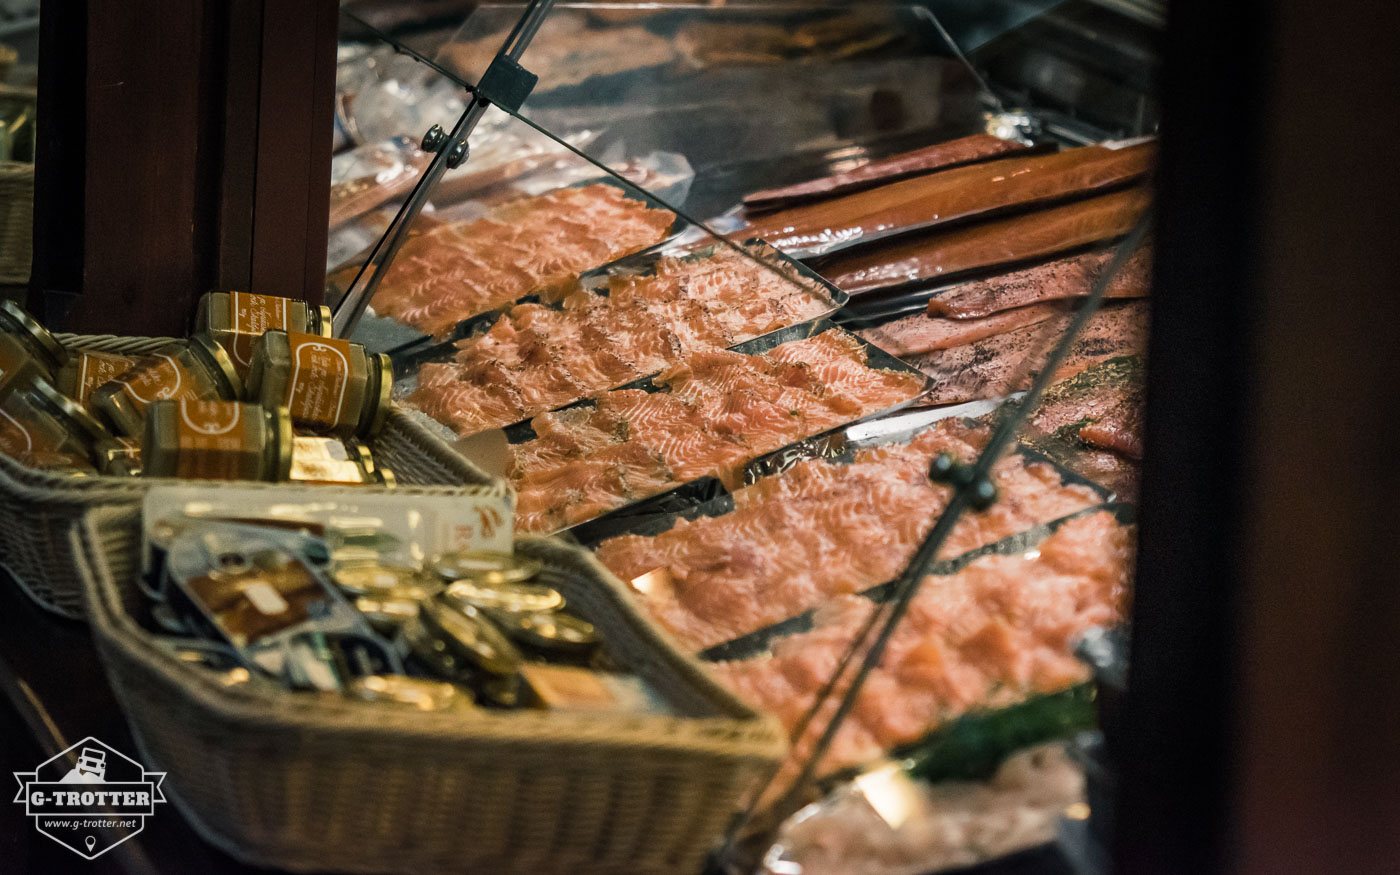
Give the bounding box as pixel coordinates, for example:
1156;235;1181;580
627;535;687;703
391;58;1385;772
316;4;1156;874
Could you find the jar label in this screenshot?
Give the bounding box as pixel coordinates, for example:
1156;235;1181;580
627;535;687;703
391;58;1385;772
173;400;248;480
229;292;294;367
286;333;353;431
290;436;363;484
75;351;138;404
116;354;202;413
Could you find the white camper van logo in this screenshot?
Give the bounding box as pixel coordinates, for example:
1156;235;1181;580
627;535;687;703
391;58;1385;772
12;737;166;860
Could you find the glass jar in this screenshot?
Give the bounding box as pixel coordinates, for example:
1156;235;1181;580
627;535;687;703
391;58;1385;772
0;299;68;381
0;378;115;472
195;291;332;379
141;399;292;481
91;335;242;437
246;330;392;439
0;333;52;399
55;349;145;412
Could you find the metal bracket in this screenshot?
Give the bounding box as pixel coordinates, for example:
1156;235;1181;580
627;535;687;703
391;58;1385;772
476;55;538;113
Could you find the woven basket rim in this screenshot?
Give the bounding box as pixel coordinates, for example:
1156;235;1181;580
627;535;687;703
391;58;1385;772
77;505;787;763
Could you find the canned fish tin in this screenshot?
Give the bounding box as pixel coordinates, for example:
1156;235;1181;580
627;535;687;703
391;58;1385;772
196;291;332;379
332;564;441;600
141;399;293;481
492;610;599;659
419;597;521;678
444;578;564;614
92;335;243;437
56;349;142;411
245;330;392;439
432;551;543;587
0;378;113;470
347;675;469;712
0;299;68;380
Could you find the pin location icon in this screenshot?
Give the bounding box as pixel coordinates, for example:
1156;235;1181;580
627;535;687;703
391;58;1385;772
85;836;96;852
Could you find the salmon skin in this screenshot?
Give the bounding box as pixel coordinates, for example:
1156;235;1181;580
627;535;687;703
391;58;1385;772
824;186;1151;297
927;245;1153;319
743;141;1154;258
740;134;1040;213
859;301;1064;358
908;300;1149;406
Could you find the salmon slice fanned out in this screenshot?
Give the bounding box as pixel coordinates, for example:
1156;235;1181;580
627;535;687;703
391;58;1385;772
595;417;1105;650
373;185;676;337
506;328;924;532
709;511;1134;776
402;248;835;438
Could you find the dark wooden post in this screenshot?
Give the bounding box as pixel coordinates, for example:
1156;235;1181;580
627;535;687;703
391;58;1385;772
29;0;337;337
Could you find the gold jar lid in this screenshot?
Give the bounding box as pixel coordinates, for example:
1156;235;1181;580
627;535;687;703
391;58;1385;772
29;377;113;456
432;550;542;586
272;404;294;481
420;598;521;677
445;578;564;614
0;299;68;371
347;675;469;712
333;563;441;599
363;353;394;437
315;305;334;337
189;332;244;399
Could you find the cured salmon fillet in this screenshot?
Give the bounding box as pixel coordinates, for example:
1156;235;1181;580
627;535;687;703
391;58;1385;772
371;184;675;337
825;186;1151;296
406;250;831;436
741;134;1038;213
507;329;926;532
743;142;1153;255
710;511;1134;775
926;245;1152;318
909;300;1149;406
859;302;1064;358
595;418;1105;651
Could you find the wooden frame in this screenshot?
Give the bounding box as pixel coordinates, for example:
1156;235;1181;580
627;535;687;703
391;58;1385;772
29;0;337;337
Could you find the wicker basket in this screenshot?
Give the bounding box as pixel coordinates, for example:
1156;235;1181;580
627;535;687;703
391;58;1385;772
0;160;33;284
78;504;785;875
0;332;496;619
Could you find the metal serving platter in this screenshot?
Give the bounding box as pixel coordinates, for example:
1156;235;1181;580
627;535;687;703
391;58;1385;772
698;501;1135;664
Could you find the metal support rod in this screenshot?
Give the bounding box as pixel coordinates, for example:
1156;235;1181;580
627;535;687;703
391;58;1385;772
331;0;556;338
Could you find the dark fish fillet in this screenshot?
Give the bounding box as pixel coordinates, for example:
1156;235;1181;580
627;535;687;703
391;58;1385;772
860;302;1064;358
743;143;1154;256
1079;400;1145;459
826;186;1151;296
910;301;1149;405
741;134;1039;213
927;246;1153;319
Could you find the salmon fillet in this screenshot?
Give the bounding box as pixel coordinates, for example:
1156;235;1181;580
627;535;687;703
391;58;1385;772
825;186;1151;296
710;510;1134;776
741;133;1038;213
926;245;1152;318
743;142;1154;256
860;302;1064;358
